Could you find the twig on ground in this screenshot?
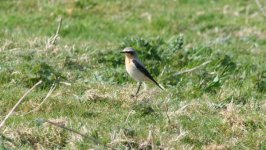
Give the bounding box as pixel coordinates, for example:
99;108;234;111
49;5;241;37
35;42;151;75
165;103;171;123
22;83;57;115
255;0;266;19
124;110;134;125
139;129;155;149
46;18;62;49
245;5;250;24
0;80;42;129
169;126;188;142
175;103;202;117
174;60;211;76
59;81;71;86
42;119;101;145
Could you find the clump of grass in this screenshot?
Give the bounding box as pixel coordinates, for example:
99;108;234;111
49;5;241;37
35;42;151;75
255;70;266;93
2;118;69;149
20;61;64;88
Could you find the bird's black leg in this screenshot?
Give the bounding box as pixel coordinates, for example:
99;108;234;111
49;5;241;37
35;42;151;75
135;82;142;97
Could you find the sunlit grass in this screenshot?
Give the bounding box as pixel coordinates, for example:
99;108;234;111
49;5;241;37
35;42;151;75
0;0;266;149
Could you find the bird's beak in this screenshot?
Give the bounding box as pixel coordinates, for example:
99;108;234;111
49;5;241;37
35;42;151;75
120;51;126;53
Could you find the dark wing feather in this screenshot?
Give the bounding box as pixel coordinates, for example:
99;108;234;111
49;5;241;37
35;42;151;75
132;59;163;90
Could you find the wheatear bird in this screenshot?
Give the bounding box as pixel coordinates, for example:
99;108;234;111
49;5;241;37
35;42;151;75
121;47;164;96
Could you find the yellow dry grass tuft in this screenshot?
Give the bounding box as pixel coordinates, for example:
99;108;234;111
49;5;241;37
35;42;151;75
204;143;227;150
2;118;69;149
220;102;246;138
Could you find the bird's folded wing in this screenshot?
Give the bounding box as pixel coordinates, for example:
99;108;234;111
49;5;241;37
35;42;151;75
132;59;164;90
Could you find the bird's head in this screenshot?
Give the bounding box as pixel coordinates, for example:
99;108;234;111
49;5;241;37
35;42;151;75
120;47;137;58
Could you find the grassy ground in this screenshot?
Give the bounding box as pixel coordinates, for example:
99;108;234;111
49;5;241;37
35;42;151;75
0;0;266;149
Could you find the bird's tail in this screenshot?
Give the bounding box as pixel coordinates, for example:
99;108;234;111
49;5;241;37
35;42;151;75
148;77;165;90
157;83;165;90
152;80;165;90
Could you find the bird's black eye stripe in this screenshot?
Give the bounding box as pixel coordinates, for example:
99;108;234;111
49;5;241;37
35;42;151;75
125;51;134;54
